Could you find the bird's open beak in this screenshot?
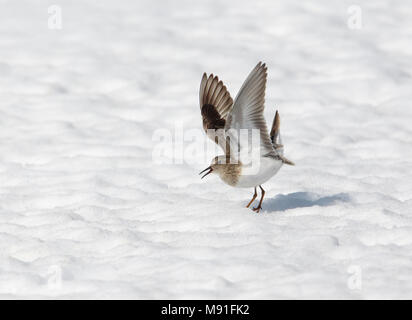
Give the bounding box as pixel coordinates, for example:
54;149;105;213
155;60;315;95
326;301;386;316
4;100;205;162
199;166;213;179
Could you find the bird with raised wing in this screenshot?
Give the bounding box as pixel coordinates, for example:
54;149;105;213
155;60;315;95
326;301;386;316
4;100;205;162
198;62;294;212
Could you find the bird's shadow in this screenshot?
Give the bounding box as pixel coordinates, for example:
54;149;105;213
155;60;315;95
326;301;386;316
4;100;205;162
260;192;351;213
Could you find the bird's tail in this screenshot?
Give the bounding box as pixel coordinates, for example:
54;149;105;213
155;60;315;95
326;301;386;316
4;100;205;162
270;110;295;166
279;155;295;166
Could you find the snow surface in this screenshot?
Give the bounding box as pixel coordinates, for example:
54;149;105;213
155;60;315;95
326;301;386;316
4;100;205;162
1;0;412;299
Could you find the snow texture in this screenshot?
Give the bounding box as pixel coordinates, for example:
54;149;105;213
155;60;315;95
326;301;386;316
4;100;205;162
0;0;412;299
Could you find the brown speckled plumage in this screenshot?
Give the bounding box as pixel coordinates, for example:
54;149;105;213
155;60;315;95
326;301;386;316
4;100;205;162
219;163;242;186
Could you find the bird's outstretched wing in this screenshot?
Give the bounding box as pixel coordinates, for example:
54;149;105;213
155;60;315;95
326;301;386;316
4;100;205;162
270;110;283;154
225;62;276;162
270;110;295;165
199;73;233;152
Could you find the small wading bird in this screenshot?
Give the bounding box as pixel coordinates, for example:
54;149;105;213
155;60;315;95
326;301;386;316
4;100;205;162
198;62;294;212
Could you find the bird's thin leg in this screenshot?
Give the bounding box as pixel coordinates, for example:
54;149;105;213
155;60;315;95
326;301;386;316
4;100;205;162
246;187;257;208
253;186;265;212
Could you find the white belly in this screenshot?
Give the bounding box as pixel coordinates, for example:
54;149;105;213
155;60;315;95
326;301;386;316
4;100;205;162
234;157;283;188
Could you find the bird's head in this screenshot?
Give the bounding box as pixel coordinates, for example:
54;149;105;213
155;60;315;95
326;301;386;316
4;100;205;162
199;156;228;179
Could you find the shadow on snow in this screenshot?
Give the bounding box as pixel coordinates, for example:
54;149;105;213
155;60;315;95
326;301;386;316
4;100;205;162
261;192;351;213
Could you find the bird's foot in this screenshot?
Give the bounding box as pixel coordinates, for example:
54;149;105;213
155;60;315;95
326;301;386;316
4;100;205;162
252;206;262;213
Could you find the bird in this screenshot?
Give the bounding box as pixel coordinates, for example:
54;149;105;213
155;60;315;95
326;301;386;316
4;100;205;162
198;62;294;213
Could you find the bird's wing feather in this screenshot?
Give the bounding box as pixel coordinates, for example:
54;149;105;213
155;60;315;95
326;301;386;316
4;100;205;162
270;110;295;165
270;110;283;155
199;73;233;152
225;62;276;162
